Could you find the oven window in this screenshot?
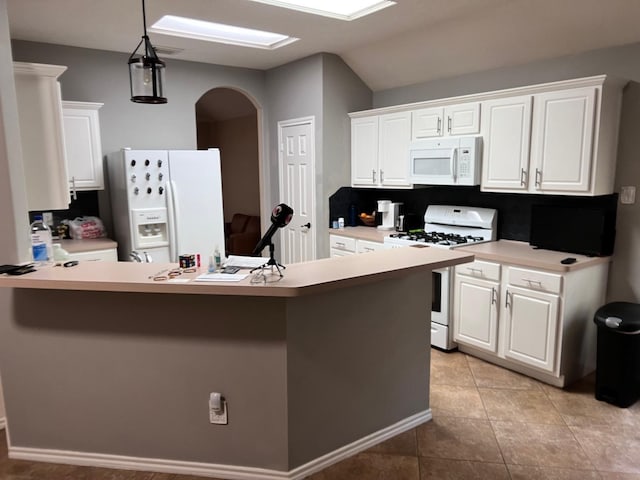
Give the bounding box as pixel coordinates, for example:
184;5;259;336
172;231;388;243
432;271;442;312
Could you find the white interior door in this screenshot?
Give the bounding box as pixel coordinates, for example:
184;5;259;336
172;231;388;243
278;117;316;264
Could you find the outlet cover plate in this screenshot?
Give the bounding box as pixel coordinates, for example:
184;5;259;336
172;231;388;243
209;400;228;425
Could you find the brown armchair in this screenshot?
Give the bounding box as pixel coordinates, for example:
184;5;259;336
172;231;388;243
225;213;261;256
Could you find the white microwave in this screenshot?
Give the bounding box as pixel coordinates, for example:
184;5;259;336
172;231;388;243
409;136;482;186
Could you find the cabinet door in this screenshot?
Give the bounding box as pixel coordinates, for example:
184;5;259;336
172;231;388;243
378;112;412;187
63;102;104;191
411;107;444;139
453;275;499;353
14;62;70;210
445;102;481;135
481;95;533;192
351;116;379;187
66;248;118;262
531;87;596;193
503;285;559;373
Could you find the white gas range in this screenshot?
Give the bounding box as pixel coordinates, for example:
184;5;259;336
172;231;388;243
384;205;498;350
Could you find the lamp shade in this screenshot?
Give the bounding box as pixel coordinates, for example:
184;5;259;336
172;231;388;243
128;37;167;104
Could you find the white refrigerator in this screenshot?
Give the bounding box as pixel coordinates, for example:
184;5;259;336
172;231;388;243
108;148;225;263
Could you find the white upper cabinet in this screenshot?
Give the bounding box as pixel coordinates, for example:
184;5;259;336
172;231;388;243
351;116;378;186
481;76;623;196
411;102;480;140
14;62;70;210
351;112;411;188
530;87;595;193
481;95;533;191
62;101;105;193
350;75;623;195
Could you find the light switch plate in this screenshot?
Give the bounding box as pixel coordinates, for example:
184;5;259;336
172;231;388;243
621;186;636;205
42;212;53;226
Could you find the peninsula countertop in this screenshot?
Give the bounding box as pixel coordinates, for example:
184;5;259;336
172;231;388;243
0;246;474;297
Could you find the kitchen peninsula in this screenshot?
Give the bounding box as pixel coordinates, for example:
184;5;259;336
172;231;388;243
0;247;472;480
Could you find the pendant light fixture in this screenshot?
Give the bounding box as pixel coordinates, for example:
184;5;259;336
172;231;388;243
128;0;167;104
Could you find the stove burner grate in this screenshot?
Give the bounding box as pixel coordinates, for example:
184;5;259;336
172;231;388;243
389;231;485;245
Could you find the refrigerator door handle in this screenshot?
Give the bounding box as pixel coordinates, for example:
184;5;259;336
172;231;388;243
166;180;180;262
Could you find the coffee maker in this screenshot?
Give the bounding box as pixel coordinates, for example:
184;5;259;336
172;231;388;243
377;200;403;230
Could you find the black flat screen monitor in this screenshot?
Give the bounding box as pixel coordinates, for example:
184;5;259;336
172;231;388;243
529;204;615;256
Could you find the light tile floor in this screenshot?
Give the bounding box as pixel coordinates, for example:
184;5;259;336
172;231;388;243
308;349;640;480
1;349;638;479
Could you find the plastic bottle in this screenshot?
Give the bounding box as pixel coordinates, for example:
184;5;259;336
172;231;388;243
30;214;53;266
214;245;222;271
208;255;216;273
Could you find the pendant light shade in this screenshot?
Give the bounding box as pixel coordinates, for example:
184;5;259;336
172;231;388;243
128;0;167;104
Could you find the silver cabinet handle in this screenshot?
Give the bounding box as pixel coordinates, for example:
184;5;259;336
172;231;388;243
437;117;442;135
380;170;384;183
336;242;346;248
372;169;376;183
524;279;543;287
505;290;512;309
447;116;452;133
491;287;497;305
71;176;78;201
521;168;527;186
468;267;483;274
535;168;542;188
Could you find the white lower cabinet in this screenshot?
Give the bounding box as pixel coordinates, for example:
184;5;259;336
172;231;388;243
454;259;608;386
503;285;559;372
330;234;383;257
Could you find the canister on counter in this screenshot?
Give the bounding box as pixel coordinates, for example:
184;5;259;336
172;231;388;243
179;254;196;269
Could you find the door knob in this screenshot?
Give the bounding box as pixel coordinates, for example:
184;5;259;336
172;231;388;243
301;222;311;228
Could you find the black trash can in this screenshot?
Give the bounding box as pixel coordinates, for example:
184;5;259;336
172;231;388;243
593;302;640;408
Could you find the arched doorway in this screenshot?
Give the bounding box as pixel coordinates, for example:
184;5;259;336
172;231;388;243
195;88;261;256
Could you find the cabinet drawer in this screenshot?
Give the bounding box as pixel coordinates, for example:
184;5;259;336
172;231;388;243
455;260;500;281
329;235;356;253
507;266;562;294
67;248;118;262
330;248;354;257
356;239;384;254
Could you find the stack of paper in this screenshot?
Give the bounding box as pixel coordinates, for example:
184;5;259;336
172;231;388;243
194;273;249;282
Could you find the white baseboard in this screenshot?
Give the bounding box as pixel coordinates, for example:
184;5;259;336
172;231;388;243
9;409;431;480
289;409;431;479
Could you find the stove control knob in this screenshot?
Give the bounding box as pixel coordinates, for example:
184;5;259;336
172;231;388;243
145;172;151;181
159;186;164;195
145;159;150;167
158;173;163;181
131;174;137;183
130;159;136;167
147;187;152;195
157;159;163;168
133;187;139;195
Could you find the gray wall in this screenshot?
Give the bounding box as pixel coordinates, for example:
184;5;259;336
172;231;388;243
319;54;372;257
264;54;324;251
374;42;640;303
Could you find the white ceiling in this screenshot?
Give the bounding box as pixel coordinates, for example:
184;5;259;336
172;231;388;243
8;0;640;91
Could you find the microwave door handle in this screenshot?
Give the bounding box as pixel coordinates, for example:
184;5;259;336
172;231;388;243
451;147;458;183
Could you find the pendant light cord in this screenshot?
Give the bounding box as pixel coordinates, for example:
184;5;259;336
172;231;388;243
142;0;148;37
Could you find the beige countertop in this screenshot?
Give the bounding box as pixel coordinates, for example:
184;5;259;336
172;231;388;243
329;226;391;243
457;240;611;273
0;246;473;297
58;238;118;253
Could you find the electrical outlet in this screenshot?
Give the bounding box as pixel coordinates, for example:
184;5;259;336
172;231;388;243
209;399;228;425
621;186;636;205
42;212;53;227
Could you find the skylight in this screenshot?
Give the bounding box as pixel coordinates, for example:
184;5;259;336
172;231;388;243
149;15;298;50
249;0;396;20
